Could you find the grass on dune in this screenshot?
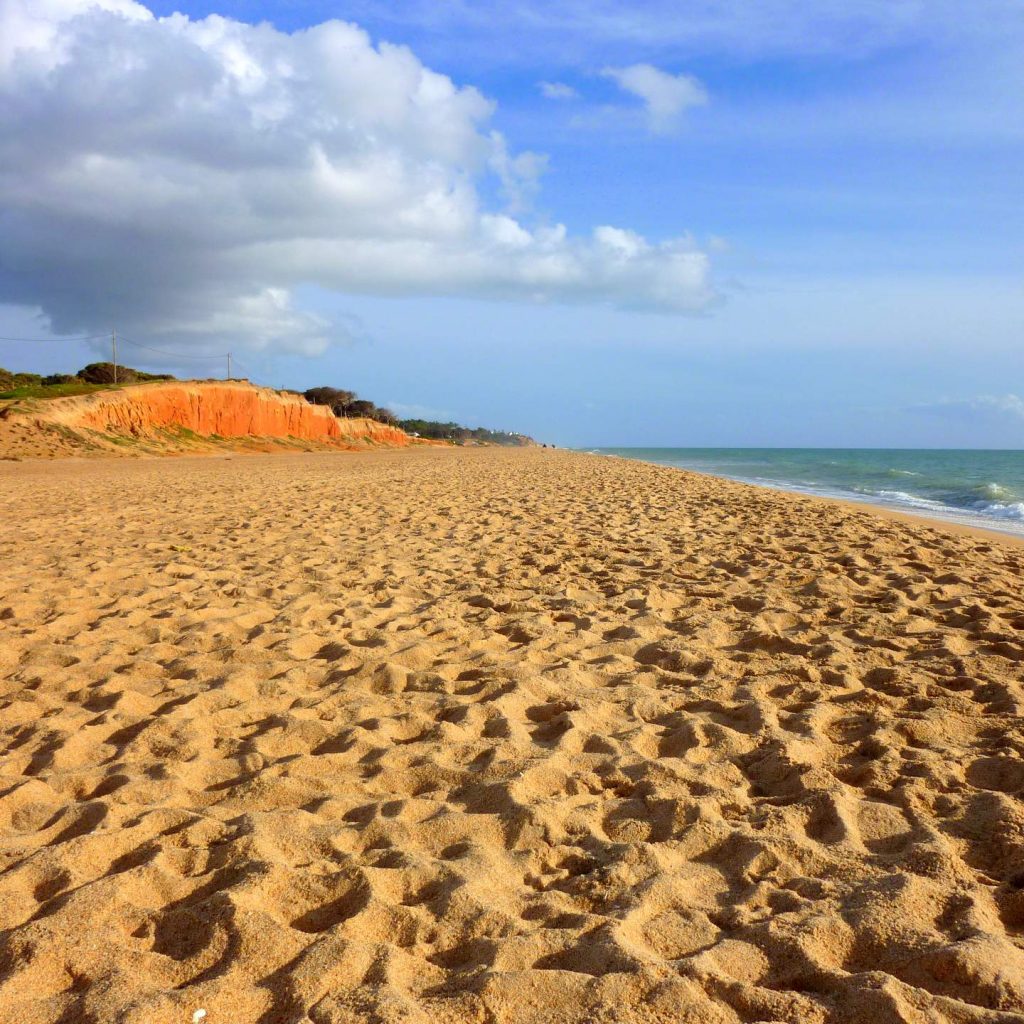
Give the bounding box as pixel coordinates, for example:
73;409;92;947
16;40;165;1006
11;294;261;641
0;381;124;401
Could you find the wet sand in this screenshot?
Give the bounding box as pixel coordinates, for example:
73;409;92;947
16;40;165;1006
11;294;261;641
2;448;1023;1023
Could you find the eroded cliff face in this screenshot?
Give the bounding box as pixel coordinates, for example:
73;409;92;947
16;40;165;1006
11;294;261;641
0;380;413;458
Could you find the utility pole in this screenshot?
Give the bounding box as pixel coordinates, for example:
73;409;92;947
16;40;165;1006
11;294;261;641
227;352;232;380
112;328;117;385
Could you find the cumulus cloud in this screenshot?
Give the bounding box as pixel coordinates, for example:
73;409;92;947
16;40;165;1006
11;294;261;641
539;81;578;100
602;63;708;133
912;394;1024;422
0;1;714;356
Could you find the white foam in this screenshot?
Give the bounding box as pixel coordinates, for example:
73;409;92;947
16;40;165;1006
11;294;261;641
974;501;1024;521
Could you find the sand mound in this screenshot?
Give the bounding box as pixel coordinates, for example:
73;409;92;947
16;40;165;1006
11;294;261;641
1;449;1023;1023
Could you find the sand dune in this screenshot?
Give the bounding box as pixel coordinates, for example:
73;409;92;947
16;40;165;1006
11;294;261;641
2;449;1024;1023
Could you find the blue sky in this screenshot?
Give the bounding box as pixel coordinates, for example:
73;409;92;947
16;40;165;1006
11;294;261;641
1;0;1022;446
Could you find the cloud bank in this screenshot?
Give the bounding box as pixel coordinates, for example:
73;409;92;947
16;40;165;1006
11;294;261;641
0;0;713;355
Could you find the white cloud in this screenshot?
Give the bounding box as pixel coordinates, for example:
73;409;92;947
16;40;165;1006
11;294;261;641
539;81;578;100
602;63;708;133
488;131;548;212
0;0;147;73
913;394;1024;422
0;1;714;356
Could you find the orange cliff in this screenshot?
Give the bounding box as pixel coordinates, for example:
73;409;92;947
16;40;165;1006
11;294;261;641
62;380;411;444
0;380;415;458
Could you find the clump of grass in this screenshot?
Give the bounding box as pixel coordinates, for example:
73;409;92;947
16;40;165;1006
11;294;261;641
105;433;140;447
43;422;102;450
166;425;202;441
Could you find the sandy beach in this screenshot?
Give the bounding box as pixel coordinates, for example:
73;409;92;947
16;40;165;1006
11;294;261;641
2;447;1024;1024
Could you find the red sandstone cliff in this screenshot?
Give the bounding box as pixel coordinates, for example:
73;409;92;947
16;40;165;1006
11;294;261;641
0;380;414;458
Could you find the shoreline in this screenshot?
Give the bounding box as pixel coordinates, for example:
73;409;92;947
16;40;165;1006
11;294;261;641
583;449;1024;548
5;443;1024;548
822;490;1024;547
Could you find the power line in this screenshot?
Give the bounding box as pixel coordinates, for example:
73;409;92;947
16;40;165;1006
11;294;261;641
116;335;228;361
3;327;263;384
0;333;108;343
0;331;228;362
117;336;257;385
230;358;254;380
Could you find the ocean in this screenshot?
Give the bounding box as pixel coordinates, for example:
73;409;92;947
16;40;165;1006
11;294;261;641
586;448;1024;537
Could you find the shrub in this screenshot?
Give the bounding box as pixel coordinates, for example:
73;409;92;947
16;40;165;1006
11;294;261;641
77;362;122;383
77;363;176;384
42;374;75;386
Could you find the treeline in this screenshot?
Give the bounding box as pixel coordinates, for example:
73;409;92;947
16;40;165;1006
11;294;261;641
0;363;174;391
303;387;531;445
302;387;397;425
396;419;532;446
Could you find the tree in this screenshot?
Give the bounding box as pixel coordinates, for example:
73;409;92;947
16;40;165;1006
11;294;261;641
303;387;357;416
78;363;122;383
330;390;357;416
346;399;378;419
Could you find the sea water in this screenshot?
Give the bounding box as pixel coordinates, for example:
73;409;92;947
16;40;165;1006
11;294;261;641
587;448;1024;538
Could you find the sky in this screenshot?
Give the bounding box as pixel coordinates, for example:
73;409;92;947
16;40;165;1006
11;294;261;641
1;0;1022;447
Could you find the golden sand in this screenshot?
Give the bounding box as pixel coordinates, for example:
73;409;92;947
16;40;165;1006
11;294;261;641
2;448;1023;1023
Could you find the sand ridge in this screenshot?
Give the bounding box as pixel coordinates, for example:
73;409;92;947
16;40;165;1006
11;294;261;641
1;448;1024;1023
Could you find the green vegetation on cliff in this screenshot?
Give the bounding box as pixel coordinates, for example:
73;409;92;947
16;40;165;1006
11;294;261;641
0;363;175;400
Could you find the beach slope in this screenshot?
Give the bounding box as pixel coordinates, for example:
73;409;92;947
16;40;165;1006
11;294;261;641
1;449;1023;1023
